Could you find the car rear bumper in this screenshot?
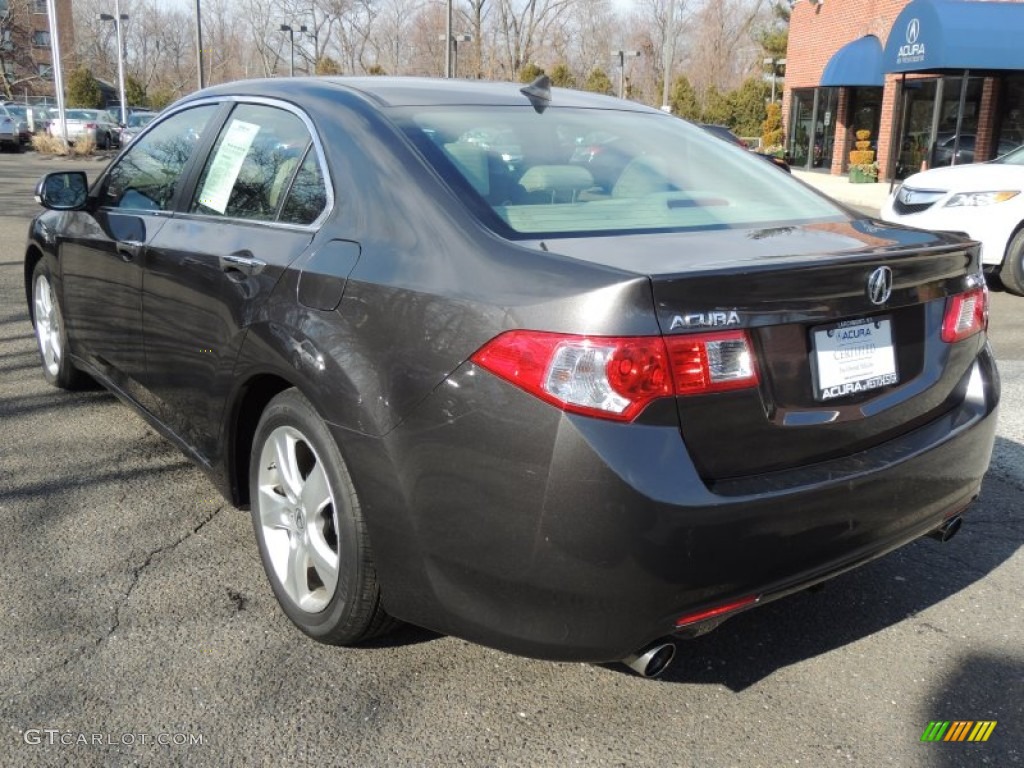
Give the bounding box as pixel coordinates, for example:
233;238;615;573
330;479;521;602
341;344;999;663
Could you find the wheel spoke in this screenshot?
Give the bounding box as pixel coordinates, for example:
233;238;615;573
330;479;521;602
307;511;339;595
258;485;292;531
300;461;331;515
287;536;311;608
272;431;302;502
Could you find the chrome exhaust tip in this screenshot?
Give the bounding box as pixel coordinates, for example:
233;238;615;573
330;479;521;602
622;642;676;678
928;515;963;543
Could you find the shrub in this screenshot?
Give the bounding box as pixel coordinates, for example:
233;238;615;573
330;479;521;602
70;135;96;156
32;133;68;156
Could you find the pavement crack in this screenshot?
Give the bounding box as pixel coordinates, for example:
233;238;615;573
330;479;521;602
104;503;227;642
11;505;229;698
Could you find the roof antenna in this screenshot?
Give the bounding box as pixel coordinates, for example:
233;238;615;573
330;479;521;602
520;75;552;114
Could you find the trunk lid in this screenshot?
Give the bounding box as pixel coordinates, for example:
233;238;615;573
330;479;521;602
547;219;985;481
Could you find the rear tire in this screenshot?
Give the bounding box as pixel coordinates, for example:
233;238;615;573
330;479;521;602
249;388;396;645
1000;229;1024;297
31;257;87;390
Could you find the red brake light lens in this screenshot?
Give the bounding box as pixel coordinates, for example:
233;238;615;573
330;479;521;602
666;331;759;394
941;286;988;343
471;329;758;422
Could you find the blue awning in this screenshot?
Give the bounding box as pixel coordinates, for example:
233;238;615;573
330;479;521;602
820;35;884;87
884;0;1024;73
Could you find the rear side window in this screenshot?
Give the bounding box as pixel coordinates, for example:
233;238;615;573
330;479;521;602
279;149;327;225
103;105;218;212
190;103;321;223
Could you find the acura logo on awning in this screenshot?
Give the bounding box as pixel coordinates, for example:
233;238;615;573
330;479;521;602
906;18;920;44
868;266;893;305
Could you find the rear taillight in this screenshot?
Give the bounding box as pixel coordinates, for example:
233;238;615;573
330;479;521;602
666;331;759;394
471;329;758;422
85;122;96;128
941;286;988;343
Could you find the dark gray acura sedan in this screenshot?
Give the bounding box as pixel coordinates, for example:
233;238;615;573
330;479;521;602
25;77;998;677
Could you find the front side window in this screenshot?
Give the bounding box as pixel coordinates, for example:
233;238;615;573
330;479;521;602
103;104;217;212
190;103;319;223
401;106;843;238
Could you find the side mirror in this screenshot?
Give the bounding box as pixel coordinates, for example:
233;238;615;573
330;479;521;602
35;171;88;211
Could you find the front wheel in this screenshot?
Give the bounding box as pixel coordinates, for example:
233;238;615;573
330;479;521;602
31;258;86;389
249;388;395;645
1000;229;1024;297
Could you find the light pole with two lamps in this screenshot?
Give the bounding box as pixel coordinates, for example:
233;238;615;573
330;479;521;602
99;3;129;125
438;33;471;78
611;49;640;100
763;57;786;104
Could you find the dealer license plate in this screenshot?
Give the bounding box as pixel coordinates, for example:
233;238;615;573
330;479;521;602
812;317;898;401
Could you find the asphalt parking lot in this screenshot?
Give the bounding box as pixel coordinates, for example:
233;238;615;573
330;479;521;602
1;151;1021;767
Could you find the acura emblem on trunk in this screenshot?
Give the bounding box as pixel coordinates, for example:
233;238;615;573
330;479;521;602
867;266;893;305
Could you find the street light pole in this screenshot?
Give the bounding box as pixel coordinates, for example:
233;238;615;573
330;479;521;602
195;0;204;89
44;0;69;151
440;33;472;78
611;49;640;100
444;0;453;78
279;25;295;77
99;6;129;124
300;25;319;73
661;0;676;111
763;57;786;103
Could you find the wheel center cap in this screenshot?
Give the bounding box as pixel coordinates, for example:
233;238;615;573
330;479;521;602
293;508;305;530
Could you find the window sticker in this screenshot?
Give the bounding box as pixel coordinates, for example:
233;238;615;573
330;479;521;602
196;119;261;214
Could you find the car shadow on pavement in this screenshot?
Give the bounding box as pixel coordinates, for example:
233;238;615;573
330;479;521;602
622;435;1024;690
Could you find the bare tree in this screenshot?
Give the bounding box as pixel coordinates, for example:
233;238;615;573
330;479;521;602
687;0;766;105
492;0;577;80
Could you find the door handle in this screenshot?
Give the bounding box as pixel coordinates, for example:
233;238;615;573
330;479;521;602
219;251;267;277
117;240;143;262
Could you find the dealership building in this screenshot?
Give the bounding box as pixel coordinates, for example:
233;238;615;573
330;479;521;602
783;0;1024;182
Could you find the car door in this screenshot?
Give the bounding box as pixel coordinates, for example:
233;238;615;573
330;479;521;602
58;103;220;396
140;101;330;458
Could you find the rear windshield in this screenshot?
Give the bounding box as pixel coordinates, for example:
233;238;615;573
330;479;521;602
398;106;843;237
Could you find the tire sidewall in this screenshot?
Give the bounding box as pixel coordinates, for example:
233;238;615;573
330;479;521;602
1004;229;1024;297
248;389;368;641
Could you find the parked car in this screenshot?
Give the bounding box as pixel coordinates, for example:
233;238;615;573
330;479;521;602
700;123;791;172
46;108;122;149
882;144;1024;296
930;132;1019;167
26;77;999;678
0;105;29;150
119;110;158;146
0;104;35;143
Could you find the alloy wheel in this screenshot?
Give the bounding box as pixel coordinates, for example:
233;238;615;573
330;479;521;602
33;273;62;378
256;425;340;613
